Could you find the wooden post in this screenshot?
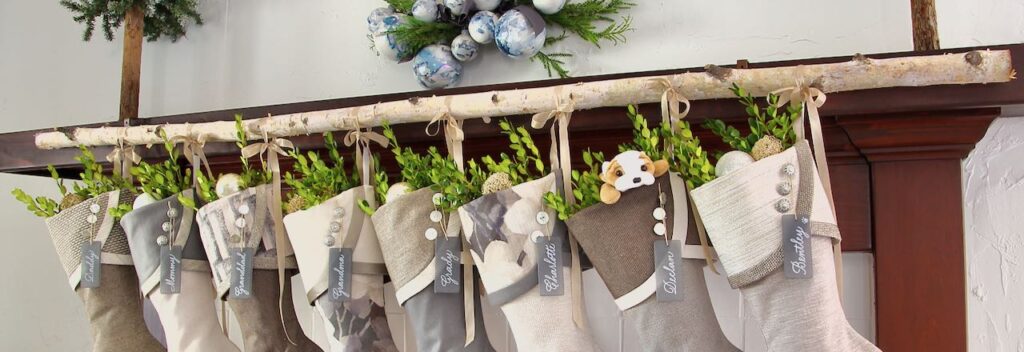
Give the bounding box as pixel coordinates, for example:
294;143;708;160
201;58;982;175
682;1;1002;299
911;0;940;51
119;4;144;121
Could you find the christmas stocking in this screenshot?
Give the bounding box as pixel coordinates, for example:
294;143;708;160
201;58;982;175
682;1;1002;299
283;186;397;352
690;141;879;352
121;190;238;352
458;174;599;351
44;189;165;352
196;184;321;352
371;187;495;352
566;174;738;352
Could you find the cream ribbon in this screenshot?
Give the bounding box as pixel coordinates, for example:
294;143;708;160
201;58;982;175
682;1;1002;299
105;140;141;181
343;127;390;208
650;77;719;275
771;83;844;298
169;134;213;188
425;97;465;172
530;86;587;330
240;131;298;345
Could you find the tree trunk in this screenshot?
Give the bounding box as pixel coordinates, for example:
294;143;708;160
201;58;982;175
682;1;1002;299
119;4;144;121
911;0;940;51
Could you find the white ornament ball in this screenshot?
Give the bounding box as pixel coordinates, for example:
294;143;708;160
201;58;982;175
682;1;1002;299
715;151;755;178
473;0;501;11
412;44;464;89
133;192;157;209
215;173;243;198
367;7;395;33
411;0;438;22
372;14;412;62
451;32;479;61
468;11;499;44
444;0;473;16
533;0;567;14
495;6;547;59
385;182;412;204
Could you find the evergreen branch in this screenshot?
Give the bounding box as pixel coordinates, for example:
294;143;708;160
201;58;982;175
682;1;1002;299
531;51;572;78
544;32;570;47
59;0;202;42
385;0;415;14
543;0;635;48
389;18;461;57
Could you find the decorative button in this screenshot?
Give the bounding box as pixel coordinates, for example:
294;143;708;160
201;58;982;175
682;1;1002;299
234;217;247;228
161;222;172;232
530;230;544;243
238;204;250;215
323;236;336;247
429;210;443;223
536;212;550;225
432;193;443;206
328;221;342;233
229;235;242;243
89;203;101;214
333;207;345;218
653;222;666;236
167;207;179;219
86;214;98;224
652;207;666;221
777;182;792;196
156;235;169;246
424;228;438;240
781;163;796;176
775;198;792;213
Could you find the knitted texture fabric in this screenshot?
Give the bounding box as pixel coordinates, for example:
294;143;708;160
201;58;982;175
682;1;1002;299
46;190;136;279
458;174;599;351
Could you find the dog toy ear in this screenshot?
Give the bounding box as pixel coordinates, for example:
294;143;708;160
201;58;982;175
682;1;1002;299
652;159;669;177
600;183;621;204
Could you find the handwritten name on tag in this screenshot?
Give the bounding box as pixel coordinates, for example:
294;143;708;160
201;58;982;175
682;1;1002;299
80;241;103;289
229;248;255;299
536;233;564;296
327;248;353;302
160;246;183;294
783;214;813;279
434;237;462;294
654;240;683;302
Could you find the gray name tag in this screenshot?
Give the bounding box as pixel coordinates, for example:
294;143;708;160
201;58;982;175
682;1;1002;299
536;234;564;296
80;241;103;289
434;237;462;294
783;214;813;279
160;246;183;294
327;248;353;302
654;240;683;302
229;248;255;299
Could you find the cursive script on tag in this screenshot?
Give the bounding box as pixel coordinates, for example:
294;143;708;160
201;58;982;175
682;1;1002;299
654;240;683;301
439;250;461;287
661;247;678;295
328;248;352;302
80;241;102;288
783;214;813;279
230;248;253;299
537;234;564;296
434;238;462;293
161;246;183;294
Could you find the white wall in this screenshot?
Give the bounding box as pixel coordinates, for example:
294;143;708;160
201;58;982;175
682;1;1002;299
0;0;1019;350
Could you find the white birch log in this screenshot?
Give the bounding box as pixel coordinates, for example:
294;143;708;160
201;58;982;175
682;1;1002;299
36;50;1015;149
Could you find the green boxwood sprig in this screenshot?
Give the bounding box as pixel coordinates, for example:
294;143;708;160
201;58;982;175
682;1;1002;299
12;146;134;218
131;129;198;209
702;84;801;156
283;132;362;212
542;149;606;221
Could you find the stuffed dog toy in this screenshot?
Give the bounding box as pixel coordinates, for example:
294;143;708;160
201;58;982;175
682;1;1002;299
600;150;669;204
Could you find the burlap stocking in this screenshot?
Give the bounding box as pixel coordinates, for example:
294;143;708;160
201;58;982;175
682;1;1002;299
283;186;397;352
196;184;320;352
458;174;599;351
121;190;237;352
690;141;879;352
371;187;494;352
566;174;738;352
44;190;165;352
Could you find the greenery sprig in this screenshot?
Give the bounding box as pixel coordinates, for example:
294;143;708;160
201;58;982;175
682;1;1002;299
388;18;462;60
534;0;635;76
283;132;361;213
12;146;134;218
131;129;201;209
381;123;476;213
59;0;203;42
384;0;414;13
618;105;716;189
478;120;548;185
542;149;605;221
702;84;800;156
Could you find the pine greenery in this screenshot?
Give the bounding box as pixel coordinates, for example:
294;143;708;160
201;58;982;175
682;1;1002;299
59;0;203;42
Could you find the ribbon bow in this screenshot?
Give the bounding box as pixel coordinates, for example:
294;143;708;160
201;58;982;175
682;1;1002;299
344;128;390;206
169;134;213;178
425;97;465;171
649;76;691;133
106;142;141;180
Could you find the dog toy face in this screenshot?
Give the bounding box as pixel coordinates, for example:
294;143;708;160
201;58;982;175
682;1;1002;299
599;150;669;204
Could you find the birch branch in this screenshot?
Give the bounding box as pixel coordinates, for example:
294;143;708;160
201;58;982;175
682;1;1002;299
37;50;1015;149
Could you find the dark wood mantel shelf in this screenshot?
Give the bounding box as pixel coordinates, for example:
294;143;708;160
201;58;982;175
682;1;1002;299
2;43;1023;352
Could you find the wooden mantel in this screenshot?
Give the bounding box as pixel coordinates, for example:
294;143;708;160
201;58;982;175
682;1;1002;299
2;43;1023;352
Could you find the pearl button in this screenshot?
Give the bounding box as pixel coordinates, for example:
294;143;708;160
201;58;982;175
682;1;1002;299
234;217;246;228
238;204;250;215
432;193;443;206
781;163;796;176
536;212;550;225
530;230;544;243
775;198;792;213
429;210;443;223
425;228;438;240
777;182;792;196
89;203;101;214
167;207;179;218
323;236;336;247
329;222;342;233
653;222;666;236
86;214;98;224
652;207;666;221
161;222;172;232
333;207;345;218
156;235;169;246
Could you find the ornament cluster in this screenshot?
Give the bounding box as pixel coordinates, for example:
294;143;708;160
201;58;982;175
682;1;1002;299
368;0;568;89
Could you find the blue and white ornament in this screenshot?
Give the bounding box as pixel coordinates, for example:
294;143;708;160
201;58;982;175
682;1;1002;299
451;31;479;61
412;45;463;89
533;0;567;15
444;0;474;16
373;14;411;62
473;0;501;11
495;6;547;59
367;7;395;33
468;11;498;44
411;0;438;22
